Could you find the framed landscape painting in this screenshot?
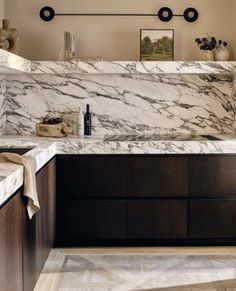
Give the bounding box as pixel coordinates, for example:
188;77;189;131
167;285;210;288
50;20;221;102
140;29;174;61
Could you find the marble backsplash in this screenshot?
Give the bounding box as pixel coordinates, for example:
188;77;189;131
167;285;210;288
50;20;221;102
0;76;6;135
1;73;236;136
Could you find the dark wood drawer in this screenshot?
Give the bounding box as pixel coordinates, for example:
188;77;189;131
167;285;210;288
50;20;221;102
126;157;188;197
57;156;125;198
190;199;236;239
57;200;126;240
190;157;236;197
0;193;23;291
127;199;188;239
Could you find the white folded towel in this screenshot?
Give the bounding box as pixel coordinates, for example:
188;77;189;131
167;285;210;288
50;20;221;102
0;153;40;219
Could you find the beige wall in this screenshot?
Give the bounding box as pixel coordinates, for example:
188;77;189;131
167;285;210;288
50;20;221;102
232;0;236;59
0;0;4;22
4;0;236;61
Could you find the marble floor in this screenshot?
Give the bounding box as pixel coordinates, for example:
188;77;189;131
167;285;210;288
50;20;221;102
34;247;236;291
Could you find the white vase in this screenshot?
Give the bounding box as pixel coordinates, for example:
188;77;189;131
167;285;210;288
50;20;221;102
214;46;230;61
199;50;214;61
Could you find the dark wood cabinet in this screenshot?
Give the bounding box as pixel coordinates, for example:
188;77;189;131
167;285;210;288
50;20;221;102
190;156;236;197
190;199;236;239
57;155;125;198
189;156;236;241
56;154;236;245
127;199;188;239
0;192;23;291
57;200;126;243
23;158;56;291
56;155;189;244
126;157;188;197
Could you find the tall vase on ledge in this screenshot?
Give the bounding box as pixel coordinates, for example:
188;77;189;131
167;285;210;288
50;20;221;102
199;50;214;61
195;36;216;61
214;40;230;61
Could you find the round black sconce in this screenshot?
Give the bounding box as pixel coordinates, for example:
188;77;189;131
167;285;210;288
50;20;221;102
158;7;199;22
184;8;199;22
40;6;55;22
158;7;173;22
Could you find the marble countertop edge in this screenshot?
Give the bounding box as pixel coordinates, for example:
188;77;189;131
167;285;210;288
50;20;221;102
0;164;23;206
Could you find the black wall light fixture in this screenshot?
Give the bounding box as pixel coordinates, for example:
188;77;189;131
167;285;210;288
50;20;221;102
158;7;198;23
40;6;199;23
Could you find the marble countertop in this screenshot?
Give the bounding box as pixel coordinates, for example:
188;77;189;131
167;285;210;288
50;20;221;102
1;134;236;208
1;49;236;75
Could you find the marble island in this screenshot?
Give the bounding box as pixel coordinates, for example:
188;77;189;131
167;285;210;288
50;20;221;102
1;134;236;208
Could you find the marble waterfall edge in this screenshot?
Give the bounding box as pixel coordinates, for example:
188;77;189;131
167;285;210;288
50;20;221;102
4;73;236;136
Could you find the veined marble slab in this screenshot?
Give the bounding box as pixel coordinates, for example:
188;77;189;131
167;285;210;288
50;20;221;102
0;76;6;135
2;134;236;155
1;51;236;138
0;137;56;207
5;74;235;136
55;137;236;155
31;61;236;75
1;49;236;75
0;49;31;74
1;134;236;207
0;163;23;206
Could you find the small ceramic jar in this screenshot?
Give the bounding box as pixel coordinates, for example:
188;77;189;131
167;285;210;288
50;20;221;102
214;46;230;61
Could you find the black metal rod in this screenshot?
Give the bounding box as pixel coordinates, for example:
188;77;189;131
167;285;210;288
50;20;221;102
55;13;184;17
55;13;157;16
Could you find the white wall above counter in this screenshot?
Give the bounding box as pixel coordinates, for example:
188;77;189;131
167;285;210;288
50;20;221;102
1;49;236;75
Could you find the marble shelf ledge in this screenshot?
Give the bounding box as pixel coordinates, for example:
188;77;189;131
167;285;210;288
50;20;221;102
0;49;31;74
1;49;236;75
31;60;236;75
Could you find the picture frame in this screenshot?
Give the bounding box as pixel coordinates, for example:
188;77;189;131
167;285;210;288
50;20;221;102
140;29;174;61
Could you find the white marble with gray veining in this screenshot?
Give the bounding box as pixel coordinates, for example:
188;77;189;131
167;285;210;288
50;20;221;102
55;135;236;155
31;60;236;75
0;137;56;207
0;163;23;206
0;75;6;135
2;49;236;75
0;49;31;74
5;74;235;136
1;49;236;138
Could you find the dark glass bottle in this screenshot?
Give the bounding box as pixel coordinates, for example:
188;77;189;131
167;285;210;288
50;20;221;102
84;104;92;135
